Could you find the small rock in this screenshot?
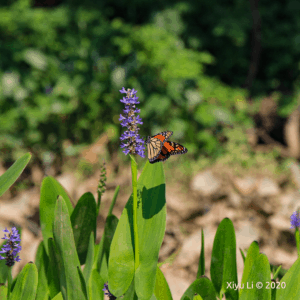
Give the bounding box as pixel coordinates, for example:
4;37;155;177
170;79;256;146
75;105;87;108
268;214;291;231
191;170;221;196
235;222;260;248
278;192;300;216
256;177;280;197
228;189;242;207
233;176;257;195
176;230;202;267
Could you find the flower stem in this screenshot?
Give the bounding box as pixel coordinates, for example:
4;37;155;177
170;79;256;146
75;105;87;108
7;268;12;300
295;227;300;257
130;155;140;269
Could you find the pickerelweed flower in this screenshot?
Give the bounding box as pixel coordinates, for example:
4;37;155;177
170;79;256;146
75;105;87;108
0;227;21;267
103;282;117;300
119;87;145;158
290;211;300;229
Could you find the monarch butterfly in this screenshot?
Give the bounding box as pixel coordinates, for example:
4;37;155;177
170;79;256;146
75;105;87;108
146;131;188;163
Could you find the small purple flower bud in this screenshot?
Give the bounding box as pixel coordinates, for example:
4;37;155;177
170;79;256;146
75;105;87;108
0;227;22;267
103;282;117;300
290;211;300;229
119;87;145;158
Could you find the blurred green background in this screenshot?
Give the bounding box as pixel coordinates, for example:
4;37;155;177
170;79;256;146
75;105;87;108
0;0;299;175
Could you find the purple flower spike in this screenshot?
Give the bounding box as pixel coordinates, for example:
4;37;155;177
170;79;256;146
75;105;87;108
119;87;145;158
0;227;22;267
290;211;300;229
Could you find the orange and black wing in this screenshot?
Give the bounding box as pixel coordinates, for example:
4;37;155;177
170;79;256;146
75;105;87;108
146;131;173;163
149;140;188;164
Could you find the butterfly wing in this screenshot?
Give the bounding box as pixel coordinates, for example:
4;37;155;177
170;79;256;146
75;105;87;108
146;131;173;163
149;140;188;164
164;141;188;156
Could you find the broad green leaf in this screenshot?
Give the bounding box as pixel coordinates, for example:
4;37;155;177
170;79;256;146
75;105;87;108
71;192;97;265
88;269;105;300
276;255;300;299
97;214;119;276
108;161;166;298
108;203;135;296
0;153;31;197
52;292;64;300
35;242;50;300
83;232;95;284
181;276;217;300
53;196;87;300
10;263;38;300
47;237;62;299
0;282;7;299
78;265;89;300
135;162;166;299
40;176;73;254
122;279;137;300
210;218;238;300
154;267;172;300
239;241;271;300
100;251;109;282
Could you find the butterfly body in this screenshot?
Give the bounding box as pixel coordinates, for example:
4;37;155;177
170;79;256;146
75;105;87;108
146;131;188;163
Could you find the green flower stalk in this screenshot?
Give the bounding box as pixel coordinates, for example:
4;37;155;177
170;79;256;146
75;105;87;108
97;159;107;214
119;87;145;270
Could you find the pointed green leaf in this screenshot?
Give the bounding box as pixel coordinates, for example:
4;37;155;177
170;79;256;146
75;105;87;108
52;292;64;300
71;192;97;265
196;229;205;278
88;269;105;300
40;176;73;254
210;218;238;300
135;162;166;299
154;267;172;300
83;232;95;284
108;161;166;298
108;207;134;296
0;283;7;300
10;262;38;300
47;238;61;298
181;276;217;300
239;242;271;300
35;242;50;300
0;153;31;196
53;196;87;300
97;214;119;275
276;255;300;300
122;279;137;300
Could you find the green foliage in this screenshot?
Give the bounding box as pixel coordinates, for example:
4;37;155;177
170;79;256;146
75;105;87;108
1;151;300;299
2;0;299;166
211;126;294;179
182;0;300;96
0;0;254;164
0;153;31;196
